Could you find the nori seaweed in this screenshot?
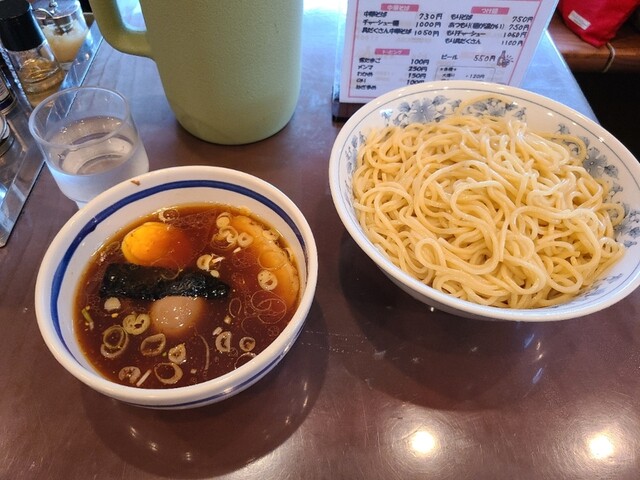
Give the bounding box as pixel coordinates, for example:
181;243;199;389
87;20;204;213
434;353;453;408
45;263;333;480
99;263;230;301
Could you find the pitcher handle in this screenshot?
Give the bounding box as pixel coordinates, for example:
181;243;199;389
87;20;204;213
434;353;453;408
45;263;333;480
89;0;153;58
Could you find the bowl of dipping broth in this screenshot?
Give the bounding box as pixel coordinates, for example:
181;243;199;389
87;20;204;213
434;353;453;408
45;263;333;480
329;80;640;322
35;166;318;409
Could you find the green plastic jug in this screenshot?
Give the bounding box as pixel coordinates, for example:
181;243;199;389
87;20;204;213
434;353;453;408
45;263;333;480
89;0;303;145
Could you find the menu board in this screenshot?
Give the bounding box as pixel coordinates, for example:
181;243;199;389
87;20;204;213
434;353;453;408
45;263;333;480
338;0;558;104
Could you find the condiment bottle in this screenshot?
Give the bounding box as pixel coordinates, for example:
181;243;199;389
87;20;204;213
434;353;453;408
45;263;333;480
0;68;15;114
0;0;65;107
0;111;18;194
33;0;88;69
0;111;14;156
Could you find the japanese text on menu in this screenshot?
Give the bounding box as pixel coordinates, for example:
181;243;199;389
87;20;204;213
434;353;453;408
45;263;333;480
339;0;556;103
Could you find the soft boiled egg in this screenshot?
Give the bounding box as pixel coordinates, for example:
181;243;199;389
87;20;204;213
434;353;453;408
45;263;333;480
121;221;193;269
150;295;207;338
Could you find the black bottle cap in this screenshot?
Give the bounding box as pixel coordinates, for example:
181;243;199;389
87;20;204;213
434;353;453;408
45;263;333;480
0;0;45;51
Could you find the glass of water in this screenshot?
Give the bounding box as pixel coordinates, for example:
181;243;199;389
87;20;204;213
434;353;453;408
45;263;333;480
28;86;149;207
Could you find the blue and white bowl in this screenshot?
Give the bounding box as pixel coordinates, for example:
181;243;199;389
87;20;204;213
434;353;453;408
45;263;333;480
329;80;640;321
35;166;318;409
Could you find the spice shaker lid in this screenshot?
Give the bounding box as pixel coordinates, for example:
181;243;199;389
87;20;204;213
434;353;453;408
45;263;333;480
33;0;79;19
33;0;81;32
0;0;46;51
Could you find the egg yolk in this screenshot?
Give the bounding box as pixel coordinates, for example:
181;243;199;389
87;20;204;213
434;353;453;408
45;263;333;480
121;222;193;269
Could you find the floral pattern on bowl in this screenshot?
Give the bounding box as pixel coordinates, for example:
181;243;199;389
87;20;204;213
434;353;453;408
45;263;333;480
330;81;640;321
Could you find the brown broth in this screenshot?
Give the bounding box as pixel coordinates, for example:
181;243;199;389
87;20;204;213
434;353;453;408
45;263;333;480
74;203;300;389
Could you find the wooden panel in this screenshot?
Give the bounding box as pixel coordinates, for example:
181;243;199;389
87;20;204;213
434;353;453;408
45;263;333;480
608;21;640;72
548;12;640;73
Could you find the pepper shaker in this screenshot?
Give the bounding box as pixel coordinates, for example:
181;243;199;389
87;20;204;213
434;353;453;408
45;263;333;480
0;0;65;107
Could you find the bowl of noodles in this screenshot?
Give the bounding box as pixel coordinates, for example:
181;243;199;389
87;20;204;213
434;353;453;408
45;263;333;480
329;80;640;321
35;166;318;409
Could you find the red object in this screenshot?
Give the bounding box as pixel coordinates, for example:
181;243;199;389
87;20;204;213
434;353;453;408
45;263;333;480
558;0;640;47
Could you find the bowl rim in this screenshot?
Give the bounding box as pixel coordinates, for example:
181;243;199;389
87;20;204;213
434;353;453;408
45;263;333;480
35;165;319;407
329;80;640;321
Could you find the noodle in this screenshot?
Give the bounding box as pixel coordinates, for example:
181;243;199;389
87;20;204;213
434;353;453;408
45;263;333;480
352;98;625;309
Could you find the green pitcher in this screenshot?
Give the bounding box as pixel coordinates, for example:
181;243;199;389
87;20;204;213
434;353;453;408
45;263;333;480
89;0;303;145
